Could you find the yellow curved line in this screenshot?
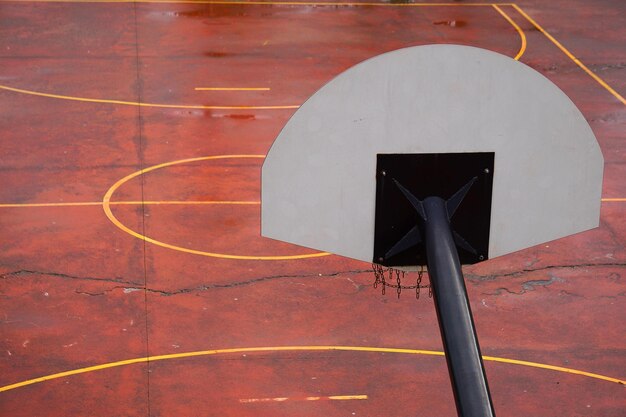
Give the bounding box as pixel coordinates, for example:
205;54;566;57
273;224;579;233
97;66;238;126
1;345;623;393
102;155;330;261
0;3;528;109
492;4;526;61
0;84;299;110
482;355;625;385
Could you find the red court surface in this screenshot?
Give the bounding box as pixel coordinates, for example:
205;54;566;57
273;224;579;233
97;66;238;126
0;1;624;416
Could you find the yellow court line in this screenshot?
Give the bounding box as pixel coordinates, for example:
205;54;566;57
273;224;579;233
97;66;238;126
0;202;102;208
512;4;625;105
0;84;298;110
142;200;261;205
2;196;623;209
240;397;289;403
482;354;626;385
328;395;368;400
3;198;623;209
195;87;271;91
239;394;367;403
101;155;330;261
0;2;525;109
0;345;623;393
0;201;260;208
114;200;261;206
492;4;526;61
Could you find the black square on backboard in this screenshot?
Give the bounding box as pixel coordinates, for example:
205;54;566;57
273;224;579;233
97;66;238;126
373;152;494;267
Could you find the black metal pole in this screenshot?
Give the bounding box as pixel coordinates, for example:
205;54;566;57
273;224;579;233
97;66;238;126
422;196;495;417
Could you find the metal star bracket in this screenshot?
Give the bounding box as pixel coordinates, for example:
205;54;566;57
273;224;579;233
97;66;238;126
384;177;479;260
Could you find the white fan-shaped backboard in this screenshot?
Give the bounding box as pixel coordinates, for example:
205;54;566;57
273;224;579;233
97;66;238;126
262;45;603;264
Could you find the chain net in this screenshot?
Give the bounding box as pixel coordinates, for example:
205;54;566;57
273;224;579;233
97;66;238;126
372;264;432;299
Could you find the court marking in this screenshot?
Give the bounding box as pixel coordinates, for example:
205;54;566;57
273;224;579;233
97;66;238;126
0;84;298;110
239;394;368;403
102;155;330;260
0;2;621;409
0;201;260;208
0;3;619;107
0;3;527;108
1;198;623;210
195;87;271;91
1;345;623;394
492;5;525;61
512;4;625;105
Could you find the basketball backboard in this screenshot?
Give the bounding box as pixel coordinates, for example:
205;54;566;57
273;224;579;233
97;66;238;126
261;45;603;267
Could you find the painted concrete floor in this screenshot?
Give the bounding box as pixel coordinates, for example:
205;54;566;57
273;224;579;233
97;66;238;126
0;1;624;416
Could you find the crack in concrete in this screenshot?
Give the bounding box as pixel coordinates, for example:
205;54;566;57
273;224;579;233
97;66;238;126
144;269;372;296
521;276;563;291
70;269;372;296
587;62;626;72
558;290;584;298
11;264;624;298
0;269;142;286
483;275;563;296
75;288;120;296
466;262;626;283
538;62;626;76
599;290;626;300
